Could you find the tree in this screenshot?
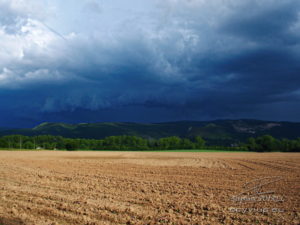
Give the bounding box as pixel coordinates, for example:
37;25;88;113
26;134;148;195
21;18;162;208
247;137;257;151
194;136;206;149
181;138;194;149
23;141;34;149
158;136;182;150
255;135;279;152
0;139;7;148
65;140;77;151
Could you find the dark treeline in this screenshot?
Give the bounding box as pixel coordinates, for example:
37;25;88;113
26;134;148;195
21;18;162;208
0;135;207;151
246;135;300;152
0;134;299;152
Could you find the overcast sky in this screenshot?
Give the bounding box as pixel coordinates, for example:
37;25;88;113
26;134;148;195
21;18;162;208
0;0;300;127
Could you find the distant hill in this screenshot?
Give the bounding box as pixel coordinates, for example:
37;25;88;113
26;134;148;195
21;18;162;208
0;120;300;146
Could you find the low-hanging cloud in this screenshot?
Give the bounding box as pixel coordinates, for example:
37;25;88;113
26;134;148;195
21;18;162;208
0;0;300;127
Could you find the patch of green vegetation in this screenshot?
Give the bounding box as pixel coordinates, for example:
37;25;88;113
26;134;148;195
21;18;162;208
0;134;299;152
0;148;43;151
142;149;247;152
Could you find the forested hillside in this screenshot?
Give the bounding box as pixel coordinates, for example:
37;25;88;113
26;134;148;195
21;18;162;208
1;120;300;146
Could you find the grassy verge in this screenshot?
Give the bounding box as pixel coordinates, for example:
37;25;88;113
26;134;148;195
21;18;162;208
0;148;248;152
141;149;248;152
0;148;44;151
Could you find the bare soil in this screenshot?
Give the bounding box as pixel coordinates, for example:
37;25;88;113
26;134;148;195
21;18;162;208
0;151;299;225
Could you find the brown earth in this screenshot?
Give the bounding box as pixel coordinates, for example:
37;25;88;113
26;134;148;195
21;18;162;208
0;151;299;225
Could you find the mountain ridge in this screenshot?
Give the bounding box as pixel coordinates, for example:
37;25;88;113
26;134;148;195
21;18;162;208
1;119;300;145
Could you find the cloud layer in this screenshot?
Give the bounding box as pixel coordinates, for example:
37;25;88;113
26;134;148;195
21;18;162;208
0;0;300;127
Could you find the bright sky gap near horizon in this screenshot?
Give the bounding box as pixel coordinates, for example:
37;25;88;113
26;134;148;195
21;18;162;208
0;0;300;128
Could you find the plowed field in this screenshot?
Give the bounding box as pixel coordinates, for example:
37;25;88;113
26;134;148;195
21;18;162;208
0;151;299;225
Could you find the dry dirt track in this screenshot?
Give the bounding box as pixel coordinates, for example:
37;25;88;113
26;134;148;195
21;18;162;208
0;151;299;225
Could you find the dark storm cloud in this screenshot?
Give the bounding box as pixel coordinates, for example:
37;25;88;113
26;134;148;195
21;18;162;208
0;0;300;127
180;0;300;116
221;1;300;43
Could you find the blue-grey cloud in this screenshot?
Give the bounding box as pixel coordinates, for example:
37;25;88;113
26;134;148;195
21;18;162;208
0;0;300;127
